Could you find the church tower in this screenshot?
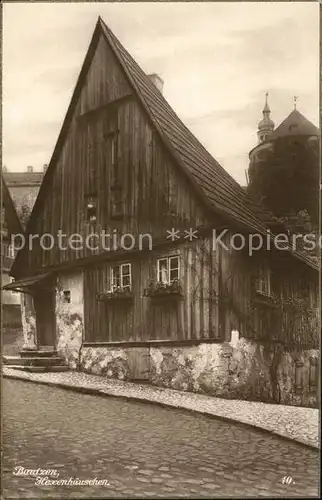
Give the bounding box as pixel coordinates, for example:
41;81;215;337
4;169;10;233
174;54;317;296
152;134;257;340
247;97;319;227
257;93;275;143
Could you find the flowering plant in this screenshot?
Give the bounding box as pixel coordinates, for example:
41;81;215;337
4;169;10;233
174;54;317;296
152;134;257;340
144;279;183;298
97;287;133;301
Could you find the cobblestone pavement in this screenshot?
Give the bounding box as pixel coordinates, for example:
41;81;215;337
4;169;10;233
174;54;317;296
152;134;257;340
3;379;319;498
3;368;319;448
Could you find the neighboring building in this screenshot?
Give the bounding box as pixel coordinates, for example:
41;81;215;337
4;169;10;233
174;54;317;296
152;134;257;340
1;173;23;325
3;166;46;227
5;18;319;407
248;97;319;228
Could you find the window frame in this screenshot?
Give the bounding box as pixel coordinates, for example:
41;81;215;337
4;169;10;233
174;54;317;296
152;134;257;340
157;255;180;284
85;194;98;223
110;263;132;291
63;290;71;304
255;260;272;297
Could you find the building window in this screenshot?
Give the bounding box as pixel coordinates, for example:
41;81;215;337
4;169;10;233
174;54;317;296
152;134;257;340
295;361;304;393
1;205;7;230
85;195;97;222
111;263;132;291
157;256;180;284
309;358;318;392
9;277;19;294
7;244;15;259
255;261;271;297
63;290;71;303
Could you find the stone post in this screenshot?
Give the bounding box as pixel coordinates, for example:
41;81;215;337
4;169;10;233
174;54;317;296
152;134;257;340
21;293;38;351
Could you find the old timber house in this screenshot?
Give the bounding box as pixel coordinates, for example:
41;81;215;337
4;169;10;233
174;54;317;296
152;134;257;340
5;18;319;407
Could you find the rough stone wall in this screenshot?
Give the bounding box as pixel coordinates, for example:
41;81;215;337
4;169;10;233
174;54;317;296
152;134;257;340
55;272;84;369
75;337;318;408
150;340;274;402
81;347;129;379
149;339;318;407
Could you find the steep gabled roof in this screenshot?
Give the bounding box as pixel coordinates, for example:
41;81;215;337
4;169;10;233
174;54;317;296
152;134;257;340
100;19;266;236
12;17;318;273
270;109;319;141
1;174;23;236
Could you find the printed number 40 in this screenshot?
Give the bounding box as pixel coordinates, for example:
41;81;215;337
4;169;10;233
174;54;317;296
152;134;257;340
282;476;294;485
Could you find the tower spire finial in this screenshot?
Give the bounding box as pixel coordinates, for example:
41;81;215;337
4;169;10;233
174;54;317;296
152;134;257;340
293;95;298;110
257;92;274;144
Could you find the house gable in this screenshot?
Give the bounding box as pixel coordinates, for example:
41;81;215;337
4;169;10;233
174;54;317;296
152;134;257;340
12;22;210;277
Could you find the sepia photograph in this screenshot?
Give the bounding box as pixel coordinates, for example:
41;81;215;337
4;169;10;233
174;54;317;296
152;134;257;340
1;1;320;498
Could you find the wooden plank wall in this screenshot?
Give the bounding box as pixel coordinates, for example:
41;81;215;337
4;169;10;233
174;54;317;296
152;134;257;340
83;231;318;346
84;237;222;342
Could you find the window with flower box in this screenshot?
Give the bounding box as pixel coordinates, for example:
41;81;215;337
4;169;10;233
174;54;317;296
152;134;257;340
157;256;180;284
97;263;132;302
144;255;182;299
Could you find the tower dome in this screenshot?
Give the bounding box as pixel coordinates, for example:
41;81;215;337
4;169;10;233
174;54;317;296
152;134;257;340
257;93;275;143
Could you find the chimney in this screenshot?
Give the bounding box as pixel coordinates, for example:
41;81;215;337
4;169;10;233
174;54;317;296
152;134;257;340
43;164;48;173
148;73;164;94
27;166;33;173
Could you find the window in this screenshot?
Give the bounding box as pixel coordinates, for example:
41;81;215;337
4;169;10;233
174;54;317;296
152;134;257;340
9;277;19;294
1;205;7;230
85;195;97;222
111;263;132;291
63;290;71;303
309;358;318;392
157;256;180;284
255;261;271;297
7;244;15;259
295;361;304;393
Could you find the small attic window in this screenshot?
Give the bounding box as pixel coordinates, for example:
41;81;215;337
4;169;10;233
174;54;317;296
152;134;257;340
85;195;97;222
63;290;71;304
288;123;298;132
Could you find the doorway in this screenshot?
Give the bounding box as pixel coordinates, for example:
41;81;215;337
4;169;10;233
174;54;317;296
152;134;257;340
34;287;56;348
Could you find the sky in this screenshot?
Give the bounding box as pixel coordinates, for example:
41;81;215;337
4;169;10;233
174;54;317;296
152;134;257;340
3;1;319;185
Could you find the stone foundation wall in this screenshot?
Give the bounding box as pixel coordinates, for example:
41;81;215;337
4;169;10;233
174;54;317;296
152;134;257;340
76;337;319;407
149;340;319;407
55;272;84;369
81;347;129;379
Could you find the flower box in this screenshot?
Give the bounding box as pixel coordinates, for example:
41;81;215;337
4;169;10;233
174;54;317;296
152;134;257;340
96;288;133;303
144;280;183;299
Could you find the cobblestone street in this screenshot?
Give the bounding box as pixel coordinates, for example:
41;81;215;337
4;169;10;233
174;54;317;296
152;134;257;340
3;379;319;498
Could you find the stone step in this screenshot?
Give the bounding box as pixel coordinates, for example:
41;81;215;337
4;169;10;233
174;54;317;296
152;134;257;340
3;356;32;366
48;365;69;372
8;365;48;373
6;364;69;373
20;349;58;358
3;355;65;367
